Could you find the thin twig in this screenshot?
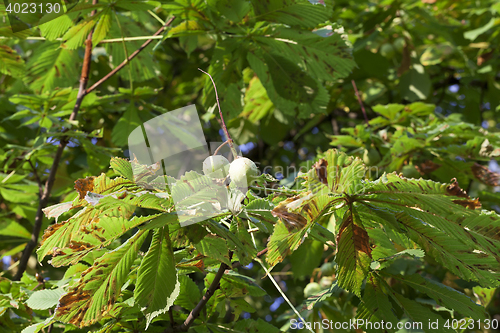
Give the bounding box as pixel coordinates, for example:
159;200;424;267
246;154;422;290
86;16;175;94
247;223;313;333
213;140;228;156
27;159;42;197
163;253;233;333
351;79;369;125
13;1;99;281
168;308;175;328
198;68;239;159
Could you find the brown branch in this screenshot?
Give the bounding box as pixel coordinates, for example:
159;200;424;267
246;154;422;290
13;1;99;280
351;79;369;125
28;159;42;197
163;253;233;333
86;16;175;95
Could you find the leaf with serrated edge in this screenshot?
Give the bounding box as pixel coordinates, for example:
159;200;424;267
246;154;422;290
54;230;148;327
135;227;180;328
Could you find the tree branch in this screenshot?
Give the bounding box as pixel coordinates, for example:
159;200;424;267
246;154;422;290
28;159;42;198
13;1;99;280
163;253;233;333
351;79;369;125
86;16;175;95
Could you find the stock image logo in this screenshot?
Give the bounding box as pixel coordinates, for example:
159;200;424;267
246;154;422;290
128;105;256;227
3;0;81;32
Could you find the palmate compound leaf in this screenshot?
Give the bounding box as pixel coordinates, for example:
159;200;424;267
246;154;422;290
356;173;500;288
54;229;148;327
135;226;180;328
279;149;500;301
246;23;355;118
49;212;172;267
38;173;170;263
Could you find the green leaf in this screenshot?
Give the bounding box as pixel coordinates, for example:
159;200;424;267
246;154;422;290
24;42;79;94
0;219;31;239
39;13;76;40
111;106;143;146
464;17;496;41
289;239;323;278
21;316;56;333
194;235;231;266
26;288;66;310
232;318;282;332
267;194;333;266
0;45;25;78
391;273;487;319
110;157;134;181
54;230;148;327
0;187;37;203
335;208;372;297
248;46;330;118
356;274;398;331
61;9;104;49
135;227;180;328
359;173;500;287
301;281;341;311
389;292;455;333
92;7;112;46
174;275;201;310
250;0;331;28
208;0;251;23
105;14;157;82
399;64;431;101
304;149;365;195
242;76;274;122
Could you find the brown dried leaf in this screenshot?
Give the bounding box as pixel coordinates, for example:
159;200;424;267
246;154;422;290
313;158;328;185
416;160;441;175
337;214;372;257
74;177;96;200
446;178;469;198
452;198;481;210
471;163;499;186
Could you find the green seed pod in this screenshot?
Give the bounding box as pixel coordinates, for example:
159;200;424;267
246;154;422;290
202;155;230;178
320;262;336;276
228;157;259;187
363;148;381;166
380;43;396;59
393;37;405;53
304;282;322;298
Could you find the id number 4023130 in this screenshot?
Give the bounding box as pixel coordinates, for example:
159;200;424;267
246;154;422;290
5;2;61;14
